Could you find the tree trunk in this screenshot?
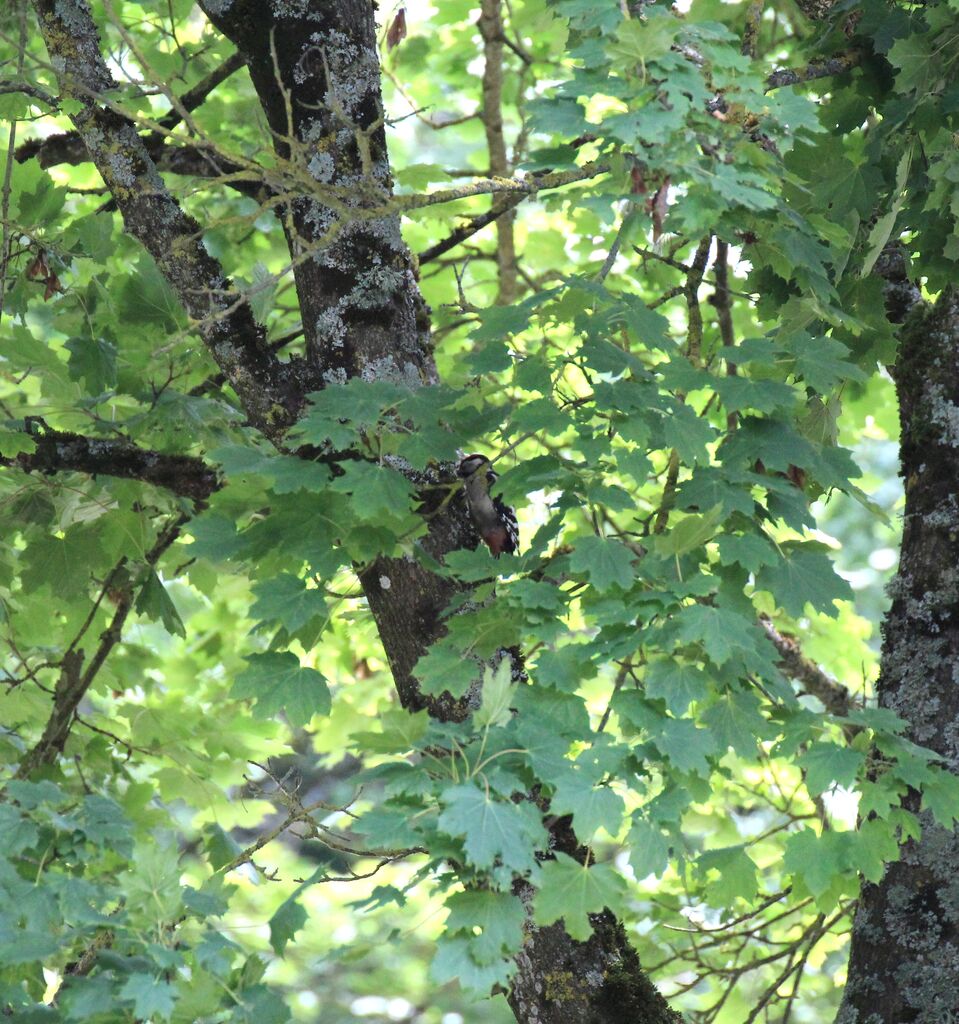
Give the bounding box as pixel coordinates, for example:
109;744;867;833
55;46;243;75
838;288;959;1023
198;3;683;1020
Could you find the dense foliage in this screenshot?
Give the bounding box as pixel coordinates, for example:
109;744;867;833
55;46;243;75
1;0;958;1021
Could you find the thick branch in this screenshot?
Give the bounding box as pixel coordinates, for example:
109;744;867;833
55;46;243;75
399;164;606;213
3;426;220;502
0;78;56;105
765;49;862;92
791;0;840;20
16;133;265;201
30;0;294;433
759;615;854;719
15;51;245;168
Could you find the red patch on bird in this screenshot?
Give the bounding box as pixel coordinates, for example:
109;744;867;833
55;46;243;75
485;526;510;556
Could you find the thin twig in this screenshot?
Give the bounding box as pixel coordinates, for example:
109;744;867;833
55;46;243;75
418;191;525;265
480;0;518;304
17;514;188;777
712;240;738;430
595;660;631;734
653;237;711;533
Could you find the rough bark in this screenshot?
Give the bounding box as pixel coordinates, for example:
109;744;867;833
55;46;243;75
509;906;682;1024
199;0;434;391
3;425;220;502
16;51;245;167
837;289;959;1023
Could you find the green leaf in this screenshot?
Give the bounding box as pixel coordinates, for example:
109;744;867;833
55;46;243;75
619;297;672;348
211;445;332;494
183;874;235;918
0;931;59;965
444;889;525;964
698;845;759;907
0;430;36;457
330;461;418;519
715;532;778;573
125;834;184;922
0;804;39;856
922;766;959;828
672;604;759;667
781;333;867;393
861;143;913;275
14;163;65;224
569;536;635;591
701;691;769;755
627;818;670;878
550;775;624;840
79;793;133;850
395;163;452;190
755;543;853;617
302;380;407;433
608;15;680;67
431;935;514;996
117;255;183;330
249;262;276;325
703;163;779;212
660;404;715;465
64;335;117;393
651;716;718;775
118;975;176;1021
414;639;482;697
797;742;864;796
232;652;331;726
250;573;327;632
352;806;423;849
783;828;856;908
470;289;556;344
353;707;428;754
533;853;626;941
474;657;518;730
203;823;244;871
848;818;901;884
438;783;547;875
61;974;116;1021
135;570;186;637
651;505;723;557
269;895;309;956
3;779;64;808
713;374;797;413
5;324;67;376
644;661;709;715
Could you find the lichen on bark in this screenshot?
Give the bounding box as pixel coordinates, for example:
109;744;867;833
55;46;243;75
838;289;959;1022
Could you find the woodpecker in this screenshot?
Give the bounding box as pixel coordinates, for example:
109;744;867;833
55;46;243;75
457;453;519;556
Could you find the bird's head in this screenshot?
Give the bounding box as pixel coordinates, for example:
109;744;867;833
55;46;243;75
457;453;492;480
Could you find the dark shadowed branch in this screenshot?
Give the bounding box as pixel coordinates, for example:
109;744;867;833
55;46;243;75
3;425;220;502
